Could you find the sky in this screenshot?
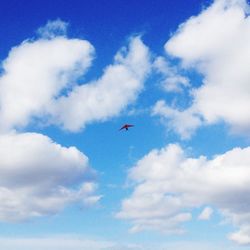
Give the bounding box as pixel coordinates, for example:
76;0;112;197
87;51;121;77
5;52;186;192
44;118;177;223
1;0;250;249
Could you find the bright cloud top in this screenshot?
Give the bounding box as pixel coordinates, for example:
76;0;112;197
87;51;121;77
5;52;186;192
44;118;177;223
0;20;151;222
118;144;250;245
0;21;150;133
154;0;250;138
0;35;94;132
0;132;99;222
50;36;151;131
0;20;104;222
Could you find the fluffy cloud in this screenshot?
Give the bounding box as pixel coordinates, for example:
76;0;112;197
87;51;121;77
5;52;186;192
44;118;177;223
154;0;250;138
0;132;99;221
229;226;250;245
49;36;151;131
0;22;150;133
0;20;151;222
0;20;104;221
118;144;250;245
0;35;94;132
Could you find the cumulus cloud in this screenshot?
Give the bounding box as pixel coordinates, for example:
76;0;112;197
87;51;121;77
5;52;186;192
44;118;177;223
118;144;250;245
0;20;151;222
154;0;250;137
0;132;99;221
0;24;150;132
0;35;94;132
0;20;105;222
229;225;250;245
49;36;151;131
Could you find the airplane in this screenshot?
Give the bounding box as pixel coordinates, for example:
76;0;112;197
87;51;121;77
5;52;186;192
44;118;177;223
119;124;134;131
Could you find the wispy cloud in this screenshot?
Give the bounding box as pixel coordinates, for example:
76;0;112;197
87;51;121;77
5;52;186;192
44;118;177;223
0;235;238;250
153;56;190;93
198;206;213;220
37;19;69;39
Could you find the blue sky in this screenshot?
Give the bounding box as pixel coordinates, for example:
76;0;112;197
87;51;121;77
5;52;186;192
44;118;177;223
1;0;250;249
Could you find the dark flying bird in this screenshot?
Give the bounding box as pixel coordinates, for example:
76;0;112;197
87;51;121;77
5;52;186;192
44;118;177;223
119;124;134;131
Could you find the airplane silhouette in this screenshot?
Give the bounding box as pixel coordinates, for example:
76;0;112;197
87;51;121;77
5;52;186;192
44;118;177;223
119;124;134;131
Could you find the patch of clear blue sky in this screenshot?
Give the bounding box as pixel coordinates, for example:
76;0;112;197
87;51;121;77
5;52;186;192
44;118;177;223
0;0;248;247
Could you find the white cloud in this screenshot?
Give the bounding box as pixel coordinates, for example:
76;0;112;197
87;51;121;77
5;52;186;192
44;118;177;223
0;21;104;221
153;56;190;93
154;0;250;137
152;100;202;139
0;20;151;223
165;0;249;65
37;19;69;39
0;236;114;250
0;24;150;132
229;225;250;245
0;235;238;250
0;235;148;250
118;143;250;245
0;132;99;221
198;206;213;220
49;36;151;131
0;36;94;132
